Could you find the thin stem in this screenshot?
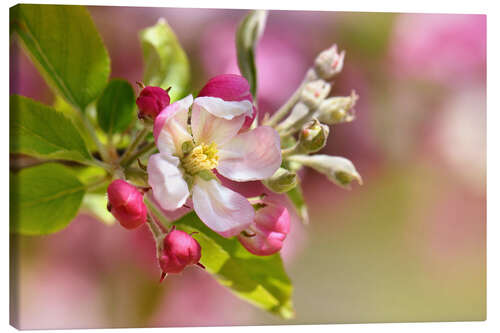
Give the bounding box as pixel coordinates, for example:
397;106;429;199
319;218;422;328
265;85;303;127
85;176;110;192
265;69;318;127
122;141;157;167
119;127;149;166
77;110;110;163
281;143;305;158
150;212;168;234
146;217;163;240
144;194;172;229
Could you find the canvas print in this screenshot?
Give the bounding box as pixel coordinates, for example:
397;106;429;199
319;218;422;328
9;4;486;329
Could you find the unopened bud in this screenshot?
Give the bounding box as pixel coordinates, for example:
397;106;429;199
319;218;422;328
315;91;358;125
238;203;290;256
159;227;203;275
263;167;298;193
298;119;330;153
136;86;171;119
314;44;345;80
107;179;148;229
288;155;362;189
300;80;331;109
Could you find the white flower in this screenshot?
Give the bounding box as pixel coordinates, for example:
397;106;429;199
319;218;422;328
147;95;282;237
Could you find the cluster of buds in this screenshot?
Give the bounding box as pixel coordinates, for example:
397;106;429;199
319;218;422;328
264;44;361;196
107;179;204;280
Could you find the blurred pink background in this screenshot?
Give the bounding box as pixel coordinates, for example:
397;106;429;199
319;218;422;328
10;7;486;329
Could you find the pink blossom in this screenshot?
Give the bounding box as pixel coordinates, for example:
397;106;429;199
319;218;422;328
159;228;202;275
136;86;171;119
106;179;147;230
147;94;282;237
238;203;290;256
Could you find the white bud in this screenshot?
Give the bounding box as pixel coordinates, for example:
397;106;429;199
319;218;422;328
314;44;345;80
315;91;358;125
288;154;362;189
300;80;331;109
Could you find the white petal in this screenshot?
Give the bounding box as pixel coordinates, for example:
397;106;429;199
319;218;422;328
194;96;253;119
153;95;193;156
147;153;189;211
217;126;282;181
192;177;254;237
191;97;251;145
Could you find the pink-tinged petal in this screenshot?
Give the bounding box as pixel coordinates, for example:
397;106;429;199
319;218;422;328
198;74;253;102
192;177;254;237
194;96;252;119
147;153;189;211
217;126;282;181
153;95;193;156
197;74;257;131
191;100;248;145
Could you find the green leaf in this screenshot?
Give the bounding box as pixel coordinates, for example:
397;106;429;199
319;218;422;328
140;19;190;101
11;4;110;110
236;10;268;99
97;79;136;134
81;193;115;225
10;163;86;235
174;212;294;319
53;95;97;151
10;94;92;163
286;182;309;225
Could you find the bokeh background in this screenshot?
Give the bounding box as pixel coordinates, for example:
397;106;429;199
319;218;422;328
10;6;486;329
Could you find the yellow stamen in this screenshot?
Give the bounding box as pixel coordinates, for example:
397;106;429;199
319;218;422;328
182;142;219;175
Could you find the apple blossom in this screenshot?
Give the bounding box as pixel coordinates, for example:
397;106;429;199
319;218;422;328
314;91;358;125
136;86;171;119
159;228;202;276
288;154;362;189
106;179;148;229
314;44;345;80
147;93;282;237
238;203;291;256
297;119;329;153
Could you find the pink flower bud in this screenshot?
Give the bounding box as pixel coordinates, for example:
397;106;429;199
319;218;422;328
136;86;171;119
238;204;290;256
107;179;147;230
198;74;256;130
159;228;202;274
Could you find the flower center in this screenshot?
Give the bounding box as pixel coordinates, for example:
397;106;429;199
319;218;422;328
182;142;219;175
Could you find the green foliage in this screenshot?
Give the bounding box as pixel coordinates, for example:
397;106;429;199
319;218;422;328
81;194;115;225
10;95;92;163
174;212;294;319
97;79;136;134
10;163;86;235
286;182;309;225
10;4;110;110
236;10;268;99
140;19;190;101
